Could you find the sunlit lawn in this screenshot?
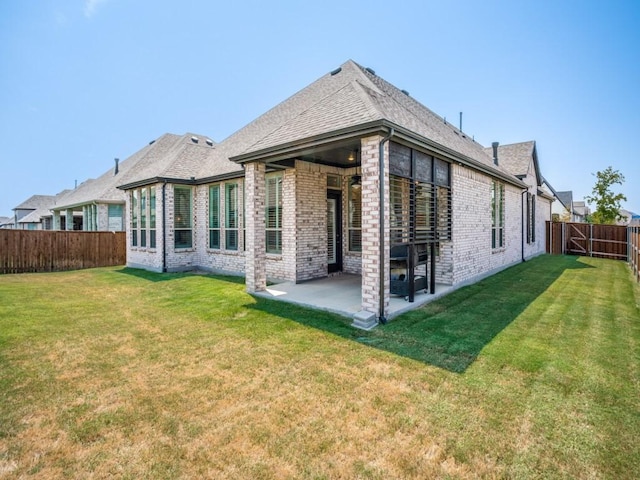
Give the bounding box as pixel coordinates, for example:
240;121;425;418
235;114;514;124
1;255;638;479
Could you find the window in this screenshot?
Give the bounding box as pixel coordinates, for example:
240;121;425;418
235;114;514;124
348;176;362;251
526;193;536;244
265;173;283;254
149;187;156;248
131;190;138;246
174;186;192;249
225;182;239;250
108;204;123;231
140;188;147;247
492;181;505;249
209;185;220;249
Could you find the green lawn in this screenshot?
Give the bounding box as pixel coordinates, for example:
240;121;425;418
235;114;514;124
0;255;638;479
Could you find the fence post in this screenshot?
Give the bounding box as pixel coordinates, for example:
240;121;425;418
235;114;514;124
589;223;593;257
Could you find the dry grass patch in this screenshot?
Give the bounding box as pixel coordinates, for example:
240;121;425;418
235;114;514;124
1;257;639;479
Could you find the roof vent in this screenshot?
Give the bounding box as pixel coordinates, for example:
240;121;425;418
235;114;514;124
205;138;214;146
492;142;499;166
330;67;342;76
365;67;376;75
401;89;410;96
149;140;156;145
114;158;119;175
191;136;199;143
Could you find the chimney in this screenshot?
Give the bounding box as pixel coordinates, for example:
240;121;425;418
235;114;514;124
491;142;499;165
114;158;120;175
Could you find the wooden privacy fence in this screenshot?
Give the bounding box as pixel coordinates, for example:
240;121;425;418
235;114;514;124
0;230;126;274
546;222;628;260
630;226;640;283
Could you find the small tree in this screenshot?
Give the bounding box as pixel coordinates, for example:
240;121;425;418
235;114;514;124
585;166;627;224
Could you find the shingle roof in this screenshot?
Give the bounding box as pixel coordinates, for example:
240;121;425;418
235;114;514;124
221;60;523;184
123;59;530;187
13;194;57;211
556;191;573;209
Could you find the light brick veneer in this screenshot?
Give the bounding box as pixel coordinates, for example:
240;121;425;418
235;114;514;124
245;162;266;292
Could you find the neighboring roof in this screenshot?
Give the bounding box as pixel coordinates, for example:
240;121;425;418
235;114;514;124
117;133;243;190
226;60;525;187
485;141;542;186
556;191;573;210
13;194;56;211
0;216;12;225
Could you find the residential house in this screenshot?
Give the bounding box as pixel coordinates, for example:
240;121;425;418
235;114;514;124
552;190;590;222
12;194;58;230
0;216;13;229
50;133;216;232
118;60;552;328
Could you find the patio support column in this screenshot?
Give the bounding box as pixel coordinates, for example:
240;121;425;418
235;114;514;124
352;134;390;330
245;161;267;292
53;211;61;230
66;209;74;231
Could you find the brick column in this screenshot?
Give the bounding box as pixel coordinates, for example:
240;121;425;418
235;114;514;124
353;135;390;330
245;162;267;292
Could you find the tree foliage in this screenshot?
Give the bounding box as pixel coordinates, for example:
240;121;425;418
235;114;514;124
585;166;627;224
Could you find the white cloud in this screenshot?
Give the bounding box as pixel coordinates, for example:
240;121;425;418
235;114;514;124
84;0;109;18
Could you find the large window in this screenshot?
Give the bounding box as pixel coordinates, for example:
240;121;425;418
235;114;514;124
348;176;362;251
131;190;138;247
265;173;283;254
226;183;239;251
108;204;123;231
492;181;505;249
174;186;192;249
130;186;157;248
209;182;241;250
140;188;147;247
149;187;156;248
209;185;220;249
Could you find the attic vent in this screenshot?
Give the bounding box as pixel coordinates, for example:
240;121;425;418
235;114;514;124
191;136;199;143
401;89;410;96
330;67;342;76
205;138;214;146
149;140;156;145
365;67;376;75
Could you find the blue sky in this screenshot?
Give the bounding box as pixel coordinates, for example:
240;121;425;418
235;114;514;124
1;0;638;216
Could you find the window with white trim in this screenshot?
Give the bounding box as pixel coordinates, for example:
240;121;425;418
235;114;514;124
265;173;282;254
174;186;193;249
492;181;505;249
209;185;220;249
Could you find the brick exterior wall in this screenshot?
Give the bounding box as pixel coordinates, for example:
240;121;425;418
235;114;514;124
245;162;266;292
265;169;297;282
193;181;246;276
360;135;389;316
127;182;165;272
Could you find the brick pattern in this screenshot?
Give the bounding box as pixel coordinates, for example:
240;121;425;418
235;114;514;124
245;162;266;292
360;135;389;315
294;161;328;281
127;183;164;272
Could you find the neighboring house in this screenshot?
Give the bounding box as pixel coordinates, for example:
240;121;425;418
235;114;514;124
12;194;58;230
118;59;552;329
0;216;13;229
50;133;217;232
553;190;589;222
618;209;640;226
573;201;590;221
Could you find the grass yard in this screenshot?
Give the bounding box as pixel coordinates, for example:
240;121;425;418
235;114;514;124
0;255;639;479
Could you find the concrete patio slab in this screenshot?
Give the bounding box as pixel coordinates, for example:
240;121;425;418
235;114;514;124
254;274;456;324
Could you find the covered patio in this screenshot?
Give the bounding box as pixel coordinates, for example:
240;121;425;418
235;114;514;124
255;273;455;326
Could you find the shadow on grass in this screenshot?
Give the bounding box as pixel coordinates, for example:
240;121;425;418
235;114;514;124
116;267;245;285
248;255;594;373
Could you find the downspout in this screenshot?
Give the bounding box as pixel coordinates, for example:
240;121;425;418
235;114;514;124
162;181;167;273
378;127;395;324
521;189;528;262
